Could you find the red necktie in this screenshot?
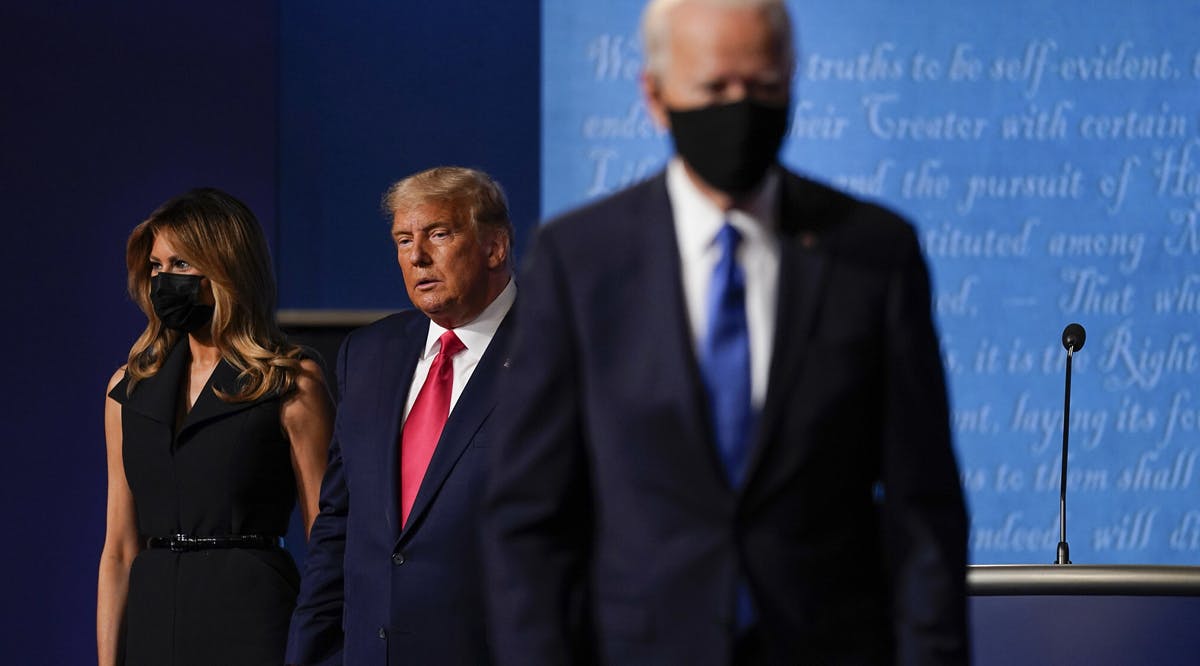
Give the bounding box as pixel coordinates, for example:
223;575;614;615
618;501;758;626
399;330;465;527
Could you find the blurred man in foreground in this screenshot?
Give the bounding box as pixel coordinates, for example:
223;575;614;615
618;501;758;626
485;1;968;664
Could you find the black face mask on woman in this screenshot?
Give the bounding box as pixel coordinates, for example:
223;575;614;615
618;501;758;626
150;272;214;333
667;98;789;194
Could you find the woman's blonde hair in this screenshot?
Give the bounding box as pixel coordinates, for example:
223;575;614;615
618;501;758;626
124;188;302;402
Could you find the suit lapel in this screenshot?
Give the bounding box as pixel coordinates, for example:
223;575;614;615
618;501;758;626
742;173;835;492
398;310;516;542
117;338;274;447
636;174;734;497
116;337;190;427
177;357;273;441
381;315;428;539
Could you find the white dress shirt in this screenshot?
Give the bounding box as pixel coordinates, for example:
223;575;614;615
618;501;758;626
401;278;517;423
667;158;781;409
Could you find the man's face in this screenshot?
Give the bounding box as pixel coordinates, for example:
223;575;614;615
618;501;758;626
642;1;790;123
392;201;506;329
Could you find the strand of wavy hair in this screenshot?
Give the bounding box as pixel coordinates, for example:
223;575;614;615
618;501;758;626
124;279;303;403
208;292;304;403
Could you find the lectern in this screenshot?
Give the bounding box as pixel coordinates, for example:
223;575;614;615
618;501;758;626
968;564;1200;666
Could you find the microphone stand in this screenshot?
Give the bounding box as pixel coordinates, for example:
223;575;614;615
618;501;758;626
1055;322;1084;565
1056;344;1073;565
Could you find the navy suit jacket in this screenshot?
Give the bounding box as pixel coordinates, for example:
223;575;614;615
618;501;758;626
485;170;968;665
287;308;512;665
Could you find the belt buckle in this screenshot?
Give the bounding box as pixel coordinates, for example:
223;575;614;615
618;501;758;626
170;534;192;553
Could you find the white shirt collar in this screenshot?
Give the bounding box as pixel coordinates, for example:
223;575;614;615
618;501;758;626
421;277;516;359
666;157;780;252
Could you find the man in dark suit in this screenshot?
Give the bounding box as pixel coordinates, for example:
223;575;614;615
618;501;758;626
484;1;968;664
287;167;516;665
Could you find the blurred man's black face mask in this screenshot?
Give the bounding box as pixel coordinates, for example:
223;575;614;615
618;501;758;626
150;272;214;333
668;98;789;194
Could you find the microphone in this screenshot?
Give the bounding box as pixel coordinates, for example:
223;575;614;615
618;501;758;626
1055;323;1086;565
1062;323;1086;352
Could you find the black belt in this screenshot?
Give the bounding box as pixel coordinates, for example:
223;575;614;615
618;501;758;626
146;534;285;552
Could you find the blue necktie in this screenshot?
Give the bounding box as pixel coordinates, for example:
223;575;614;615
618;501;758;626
701;223;753;485
701;222;757;632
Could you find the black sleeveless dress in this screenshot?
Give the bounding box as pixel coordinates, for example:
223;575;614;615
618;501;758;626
109;340;301;665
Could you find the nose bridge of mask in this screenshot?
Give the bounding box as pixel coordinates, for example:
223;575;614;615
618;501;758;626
153;271;203;295
150;272;213;333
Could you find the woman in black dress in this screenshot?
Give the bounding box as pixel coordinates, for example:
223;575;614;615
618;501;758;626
97;189;333;665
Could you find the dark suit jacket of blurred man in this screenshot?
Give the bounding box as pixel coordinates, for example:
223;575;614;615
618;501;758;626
485;168;969;665
286;305;513;665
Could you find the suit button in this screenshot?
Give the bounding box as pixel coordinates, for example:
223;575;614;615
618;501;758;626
392;552;405;565
377;626;386;639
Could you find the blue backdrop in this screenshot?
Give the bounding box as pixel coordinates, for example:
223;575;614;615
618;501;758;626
541;0;1200;566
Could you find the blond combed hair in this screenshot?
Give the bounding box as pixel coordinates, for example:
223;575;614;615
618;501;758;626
381;166;514;265
124;188;302;403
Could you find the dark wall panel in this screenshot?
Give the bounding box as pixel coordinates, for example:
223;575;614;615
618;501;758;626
277;0;541;310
